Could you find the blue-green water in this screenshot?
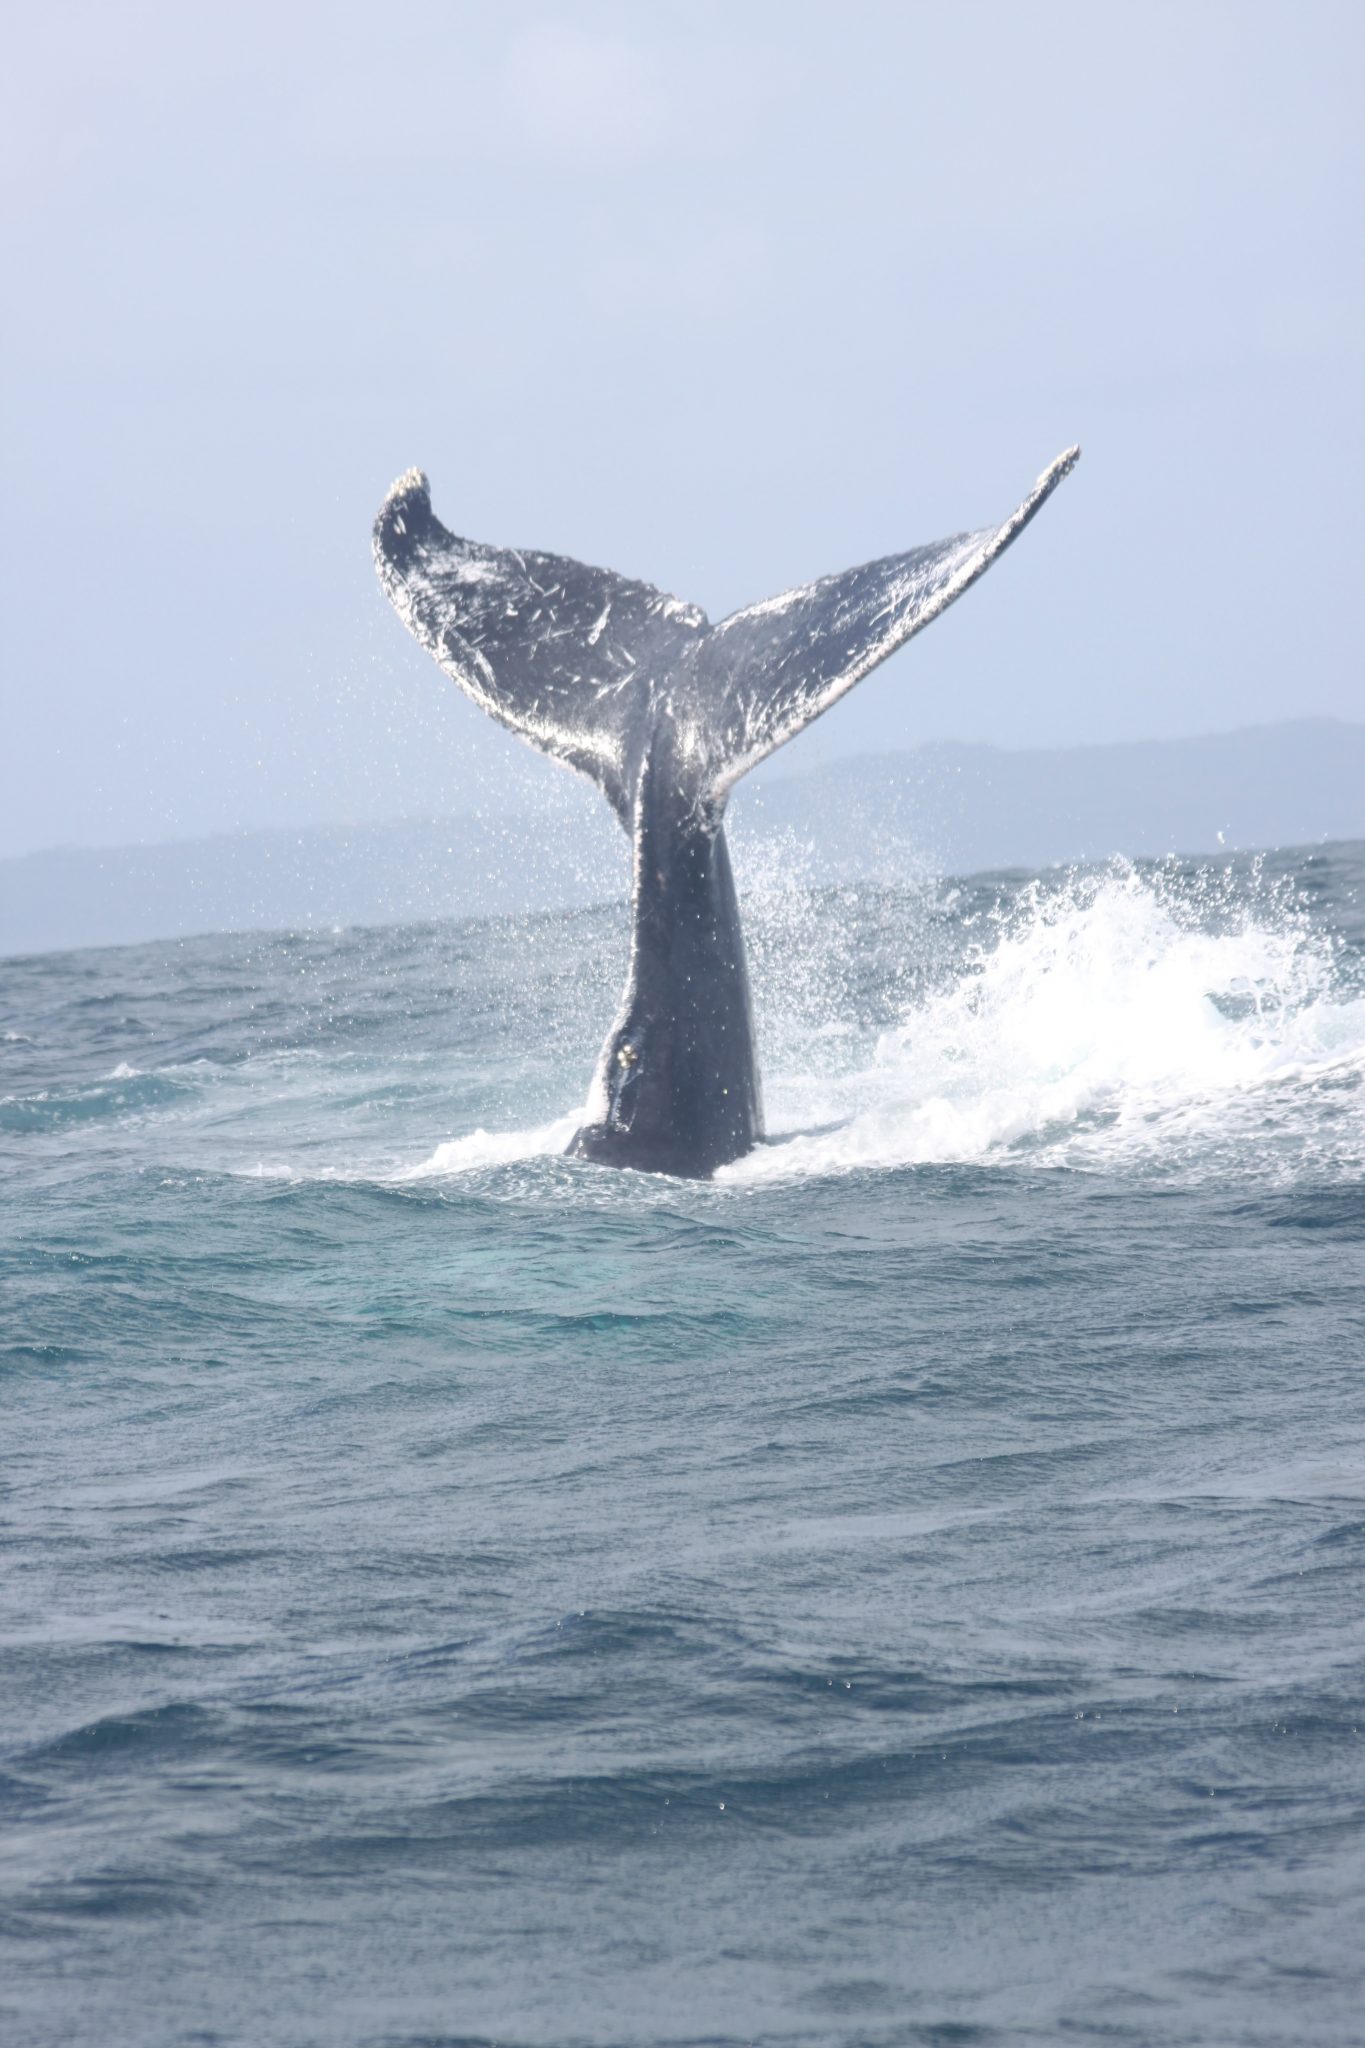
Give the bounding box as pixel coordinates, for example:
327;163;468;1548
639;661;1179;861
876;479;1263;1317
3;846;1364;2047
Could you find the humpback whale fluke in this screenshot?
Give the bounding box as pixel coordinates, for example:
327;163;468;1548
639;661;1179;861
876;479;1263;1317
374;447;1079;1177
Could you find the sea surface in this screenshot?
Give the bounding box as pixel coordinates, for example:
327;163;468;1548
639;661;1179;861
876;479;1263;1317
3;840;1364;2048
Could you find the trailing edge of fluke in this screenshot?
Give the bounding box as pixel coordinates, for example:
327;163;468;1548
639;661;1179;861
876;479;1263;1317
374;447;1079;1177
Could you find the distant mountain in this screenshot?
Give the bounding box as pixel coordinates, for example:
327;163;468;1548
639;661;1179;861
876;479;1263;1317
4;719;1361;957
741;718;1365;881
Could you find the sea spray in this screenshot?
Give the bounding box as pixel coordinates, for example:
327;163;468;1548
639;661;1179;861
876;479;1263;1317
733;857;1364;1183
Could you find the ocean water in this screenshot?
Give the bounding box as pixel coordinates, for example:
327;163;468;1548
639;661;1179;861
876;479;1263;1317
2;840;1364;2048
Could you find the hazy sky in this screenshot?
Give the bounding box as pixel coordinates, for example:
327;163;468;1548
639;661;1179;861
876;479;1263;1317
3;0;1361;857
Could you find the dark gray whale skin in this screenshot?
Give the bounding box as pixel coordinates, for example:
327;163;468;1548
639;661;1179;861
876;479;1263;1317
373;448;1078;1177
568;745;761;1177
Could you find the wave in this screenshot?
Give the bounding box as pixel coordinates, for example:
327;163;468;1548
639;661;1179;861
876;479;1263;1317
730;862;1364;1183
0;1068;200;1133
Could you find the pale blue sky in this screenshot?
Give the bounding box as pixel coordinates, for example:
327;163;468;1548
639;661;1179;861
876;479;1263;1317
2;0;1361;856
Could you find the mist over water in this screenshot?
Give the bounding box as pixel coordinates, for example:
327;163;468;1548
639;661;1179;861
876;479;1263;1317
3;841;1364;2047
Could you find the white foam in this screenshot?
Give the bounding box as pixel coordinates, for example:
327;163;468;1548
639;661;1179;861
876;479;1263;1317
400;1112;581;1179
725;865;1365;1184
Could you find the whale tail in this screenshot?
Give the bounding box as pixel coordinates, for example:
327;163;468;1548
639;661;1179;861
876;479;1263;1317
372;448;1079;820
375;451;1078;1177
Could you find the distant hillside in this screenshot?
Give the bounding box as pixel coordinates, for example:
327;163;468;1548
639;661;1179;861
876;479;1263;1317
4;719;1361;957
743;718;1365;880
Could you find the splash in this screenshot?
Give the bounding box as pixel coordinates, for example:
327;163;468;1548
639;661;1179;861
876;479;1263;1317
402;1112;581;1179
726;862;1365;1184
226;856;1361;1193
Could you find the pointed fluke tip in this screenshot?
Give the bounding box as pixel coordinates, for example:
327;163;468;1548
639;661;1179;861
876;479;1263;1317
1017;445;1079;521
